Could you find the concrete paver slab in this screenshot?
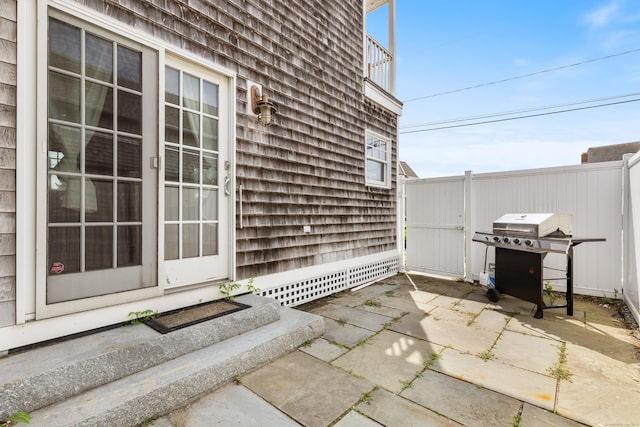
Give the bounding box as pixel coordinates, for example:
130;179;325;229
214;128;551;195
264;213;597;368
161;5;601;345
308;304;392;332
432;347;558;410
452;297;489;315
299;338;349;362
333;410;383;427
167;384;300;426
401;369;521;427
242;350;371;427
355;388;462;426
493;330;561;375
389;311;501;354
323;318;377;348
332;329;441;393
520;403;584;426
556;342;640;426
472;308;513;333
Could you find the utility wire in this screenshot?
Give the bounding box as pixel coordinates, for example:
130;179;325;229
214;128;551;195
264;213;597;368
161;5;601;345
401;92;640;129
399;97;640;134
403;47;640;103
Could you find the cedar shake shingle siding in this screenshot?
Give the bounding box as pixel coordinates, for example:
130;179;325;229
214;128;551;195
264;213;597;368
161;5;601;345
0;0;17;327
17;1;398;283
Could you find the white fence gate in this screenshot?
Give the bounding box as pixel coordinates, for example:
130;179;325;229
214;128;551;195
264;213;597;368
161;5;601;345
405;162;625;300
405;174;467;278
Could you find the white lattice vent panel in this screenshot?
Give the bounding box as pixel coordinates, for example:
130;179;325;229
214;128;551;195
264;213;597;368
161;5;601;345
348;257;399;288
261;271;348;307
260;256;400;307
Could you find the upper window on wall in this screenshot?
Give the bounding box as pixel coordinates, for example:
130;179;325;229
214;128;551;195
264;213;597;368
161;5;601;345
365;131;391;187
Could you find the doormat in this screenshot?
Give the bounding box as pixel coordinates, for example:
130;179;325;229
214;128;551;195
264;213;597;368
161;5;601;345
144;300;251;334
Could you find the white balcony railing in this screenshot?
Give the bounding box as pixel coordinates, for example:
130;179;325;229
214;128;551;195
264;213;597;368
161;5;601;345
366;35;392;93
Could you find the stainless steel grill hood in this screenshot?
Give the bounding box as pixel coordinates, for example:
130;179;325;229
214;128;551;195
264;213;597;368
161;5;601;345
492;213;572;237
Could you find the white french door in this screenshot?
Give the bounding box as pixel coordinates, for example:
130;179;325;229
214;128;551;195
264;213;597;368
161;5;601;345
162;58;230;288
38;12;159;317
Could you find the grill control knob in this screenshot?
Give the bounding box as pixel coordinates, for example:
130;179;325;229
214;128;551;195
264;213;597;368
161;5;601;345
503;237;510;243
524;240;533;246
513;238;521;244
493;236;500;242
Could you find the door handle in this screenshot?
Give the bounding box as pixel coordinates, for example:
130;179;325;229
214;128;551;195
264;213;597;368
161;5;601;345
224;176;231;196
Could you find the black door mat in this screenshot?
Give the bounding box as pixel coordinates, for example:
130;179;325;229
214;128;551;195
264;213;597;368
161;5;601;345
144;300;251;334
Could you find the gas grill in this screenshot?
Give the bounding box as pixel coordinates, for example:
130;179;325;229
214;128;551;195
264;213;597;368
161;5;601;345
473;213;605;318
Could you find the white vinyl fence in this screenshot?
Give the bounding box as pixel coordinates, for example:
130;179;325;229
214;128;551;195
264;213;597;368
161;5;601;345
404;160;640;322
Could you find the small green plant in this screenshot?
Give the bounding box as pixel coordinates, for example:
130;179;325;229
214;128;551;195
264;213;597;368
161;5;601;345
548;342;572;381
543;281;556;305
1;411;32;426
233;374;243;385
384;290;394;297
359;388;376;405
219;282;241;300
336;317;348;326
246;278;260;294
477;350;494;361
423;352;442;369
364;299;381;308
399;379;414;390
614;288;619;299
512;413;522;427
127;309;159;325
356;337;371;347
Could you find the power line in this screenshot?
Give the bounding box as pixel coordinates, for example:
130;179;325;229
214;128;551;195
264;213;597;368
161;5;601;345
403;47;640;103
399;97;640;134
400;92;640;129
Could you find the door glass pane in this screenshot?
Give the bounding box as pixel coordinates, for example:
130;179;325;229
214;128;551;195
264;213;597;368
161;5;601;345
118;225;141;266
165;146;179;182
48;227;81;274
86;179;113;222
85;82;113;129
118;136;141;178
202;189;217;220
117;46;142;91
183;224;199;258
118;90;141;135
49;72;80;123
53;176;82;217
49;19;80;73
165;66;180;105
202;153;217;185
165;186;179;221
203;81;218;116
182;187;199;221
183;111;200;147
85;33;113;82
165;224;179;260
48;176;81;223
203;223;218;256
183;73;200;111
85;131;113;176
165;106;180;143
117;182;141;222
86;226;113;271
49;124;80;172
202;117;218;151
183;149;200;184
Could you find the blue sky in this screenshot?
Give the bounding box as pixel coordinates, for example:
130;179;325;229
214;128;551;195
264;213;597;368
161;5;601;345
379;1;640;178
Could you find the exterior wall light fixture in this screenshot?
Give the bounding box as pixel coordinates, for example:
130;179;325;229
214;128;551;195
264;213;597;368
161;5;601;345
250;85;277;126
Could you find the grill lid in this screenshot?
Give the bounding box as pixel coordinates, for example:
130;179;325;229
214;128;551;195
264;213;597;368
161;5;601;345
492;213;572;237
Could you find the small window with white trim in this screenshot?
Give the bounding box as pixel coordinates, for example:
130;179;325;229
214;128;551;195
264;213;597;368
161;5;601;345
365;131;391;187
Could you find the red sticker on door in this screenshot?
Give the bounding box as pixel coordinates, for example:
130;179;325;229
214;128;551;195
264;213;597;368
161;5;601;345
50;262;65;274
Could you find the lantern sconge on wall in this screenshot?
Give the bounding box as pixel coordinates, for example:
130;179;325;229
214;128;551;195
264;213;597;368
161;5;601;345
250;85;277;126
